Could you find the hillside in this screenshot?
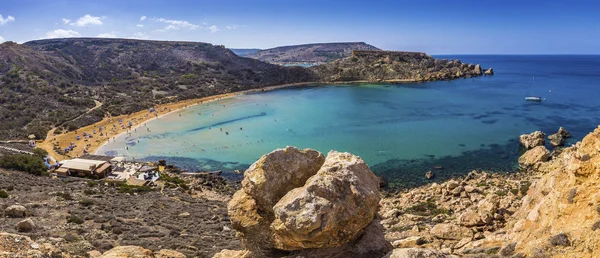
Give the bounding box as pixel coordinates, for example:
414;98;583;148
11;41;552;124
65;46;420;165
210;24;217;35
310;50;486;82
0;38;316;140
229;48;262;57
247;42;380;65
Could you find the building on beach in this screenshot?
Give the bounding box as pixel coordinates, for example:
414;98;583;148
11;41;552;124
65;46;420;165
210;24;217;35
55;158;112;178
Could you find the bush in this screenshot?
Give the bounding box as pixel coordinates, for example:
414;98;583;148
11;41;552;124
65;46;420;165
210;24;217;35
79;199;94;206
55;192;73;200
32;148;48;158
0;190;8;198
0;154;47;175
67;215;84;224
118;184;153;194
549;233;570;246
87;181;98;187
519;181;531;195
83;189;97;195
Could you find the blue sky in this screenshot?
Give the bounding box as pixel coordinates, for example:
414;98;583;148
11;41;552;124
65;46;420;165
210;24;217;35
0;0;599;54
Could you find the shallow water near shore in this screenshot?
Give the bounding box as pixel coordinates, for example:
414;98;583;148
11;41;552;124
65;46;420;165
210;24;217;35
98;55;600;188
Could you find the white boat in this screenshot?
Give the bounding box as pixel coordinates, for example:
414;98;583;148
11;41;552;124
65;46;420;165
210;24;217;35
525;96;542;102
525;76;543;102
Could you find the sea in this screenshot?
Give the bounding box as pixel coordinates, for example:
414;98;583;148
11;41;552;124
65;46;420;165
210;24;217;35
97;55;600;188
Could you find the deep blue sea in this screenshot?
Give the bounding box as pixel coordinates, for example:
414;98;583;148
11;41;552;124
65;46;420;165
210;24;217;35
98;55;600;188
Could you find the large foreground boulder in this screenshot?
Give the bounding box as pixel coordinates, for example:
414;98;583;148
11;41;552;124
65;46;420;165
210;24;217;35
5;205;26;218
225;146;391;257
519;131;546;149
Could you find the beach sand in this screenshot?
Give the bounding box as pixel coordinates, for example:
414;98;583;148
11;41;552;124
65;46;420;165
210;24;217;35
38;82;315;162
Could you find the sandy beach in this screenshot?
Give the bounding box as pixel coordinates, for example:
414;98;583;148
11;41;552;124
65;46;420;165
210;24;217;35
37;82;318;162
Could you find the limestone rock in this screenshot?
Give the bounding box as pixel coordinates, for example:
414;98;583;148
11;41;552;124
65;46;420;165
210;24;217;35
484;68;494;75
458;210;485;227
558;127;571;138
430;223;472;240
154;249;186;258
242;146;325;209
270;150;381;250
16;218;35;232
99;246;154;258
518;145;550;168
392;236;425;248
384;248;458;258
291;220;392;258
519;131;546;149
212;249;250;258
5;205;26;218
473;64;482;75
548;133;565;147
425;171;434;180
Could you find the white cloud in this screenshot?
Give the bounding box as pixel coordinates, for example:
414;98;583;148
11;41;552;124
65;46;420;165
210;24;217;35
97;32;116;38
62;18;71;24
0;36;5;43
0;15;15;25
46;29;80;38
70;14;103;27
155;18;200;30
131;32;148;39
208;25;219;33
140;16;147;21
136;24;144;28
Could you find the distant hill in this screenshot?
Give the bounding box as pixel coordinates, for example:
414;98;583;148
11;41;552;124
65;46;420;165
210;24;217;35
247;42;380;65
229;48;262;57
0;38;316;140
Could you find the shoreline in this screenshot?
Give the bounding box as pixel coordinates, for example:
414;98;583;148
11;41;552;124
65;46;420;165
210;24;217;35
40;78;432;161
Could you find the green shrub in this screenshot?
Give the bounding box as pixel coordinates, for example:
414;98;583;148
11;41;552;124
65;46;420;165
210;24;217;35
67;215;84;224
32;148;48;158
83;189;97;195
496;190;507;196
87;181;98;187
118;184;153;194
519;181;531;195
510;188;519;196
406;200;450;216
0;154;46;175
79;199;94;206
0;190;8;198
55;192;73;200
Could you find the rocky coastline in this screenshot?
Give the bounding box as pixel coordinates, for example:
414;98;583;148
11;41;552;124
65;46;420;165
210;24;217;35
4;124;599;257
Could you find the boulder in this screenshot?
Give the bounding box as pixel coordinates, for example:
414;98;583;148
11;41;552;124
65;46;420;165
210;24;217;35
270;150;381;250
5;205;26;218
99;246;153;258
548;133;565;147
519;131;546;149
384;248;458;258
518;146;550;168
458;210;485;227
16;218;35;232
430;223;473;240
227;148;385;256
484;68;494;75
425;171;434;180
558;127;571;138
392;236;425;248
242;146;325;209
291;220;392;258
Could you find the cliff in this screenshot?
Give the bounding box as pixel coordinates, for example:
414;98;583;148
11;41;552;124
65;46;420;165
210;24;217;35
247;42;380;65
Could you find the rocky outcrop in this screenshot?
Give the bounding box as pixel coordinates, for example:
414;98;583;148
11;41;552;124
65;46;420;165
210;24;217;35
484;68;494;75
224;147;391;257
506;125;600;257
548;127;572;147
519;131;546;149
518;145;550;168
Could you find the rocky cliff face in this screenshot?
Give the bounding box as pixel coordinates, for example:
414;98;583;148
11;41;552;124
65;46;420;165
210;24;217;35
507;125;600;257
310;50;486;83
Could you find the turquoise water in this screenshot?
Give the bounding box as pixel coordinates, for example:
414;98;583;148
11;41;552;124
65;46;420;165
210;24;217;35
98;55;600;188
